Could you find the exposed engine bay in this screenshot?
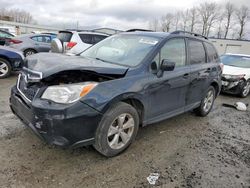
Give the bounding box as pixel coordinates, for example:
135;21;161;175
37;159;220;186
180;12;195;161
40;70;124;86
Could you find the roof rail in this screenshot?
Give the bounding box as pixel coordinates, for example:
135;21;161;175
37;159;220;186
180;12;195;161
171;30;208;40
126;29;154;32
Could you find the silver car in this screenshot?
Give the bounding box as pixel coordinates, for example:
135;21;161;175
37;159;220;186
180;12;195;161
5;34;55;57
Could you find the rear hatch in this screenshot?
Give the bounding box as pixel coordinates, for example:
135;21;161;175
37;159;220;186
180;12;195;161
51;31;73;53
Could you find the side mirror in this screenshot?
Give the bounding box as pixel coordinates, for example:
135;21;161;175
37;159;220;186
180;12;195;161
161;59;175;71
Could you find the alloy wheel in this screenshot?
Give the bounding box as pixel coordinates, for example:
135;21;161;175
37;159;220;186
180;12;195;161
203;90;214;113
242;81;250;97
0;61;8;77
25;50;35;56
107;113;135;150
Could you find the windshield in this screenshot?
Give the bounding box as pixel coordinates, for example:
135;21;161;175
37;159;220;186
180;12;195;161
221;55;250;68
80;34;159;67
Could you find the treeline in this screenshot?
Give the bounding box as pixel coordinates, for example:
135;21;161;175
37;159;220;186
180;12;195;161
148;1;250;40
0;8;35;24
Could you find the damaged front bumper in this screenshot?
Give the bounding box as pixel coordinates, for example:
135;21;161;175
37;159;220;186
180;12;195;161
221;78;245;95
10;86;102;148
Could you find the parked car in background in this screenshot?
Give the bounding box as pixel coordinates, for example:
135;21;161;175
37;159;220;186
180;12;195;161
0;30;14;46
10;30;222;157
221;54;250;97
0;46;24;78
51;30;109;55
0;26;16;36
5;34;55;57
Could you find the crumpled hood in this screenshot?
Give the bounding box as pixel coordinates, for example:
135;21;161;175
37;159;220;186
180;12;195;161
24;53;129;79
223;65;250;77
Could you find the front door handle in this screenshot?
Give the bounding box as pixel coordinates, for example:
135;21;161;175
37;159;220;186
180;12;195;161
183;73;189;79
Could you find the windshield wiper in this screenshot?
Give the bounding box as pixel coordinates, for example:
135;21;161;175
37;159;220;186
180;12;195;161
95;57;115;64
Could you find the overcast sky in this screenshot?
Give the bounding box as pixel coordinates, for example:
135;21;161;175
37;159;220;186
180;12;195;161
1;0;250;30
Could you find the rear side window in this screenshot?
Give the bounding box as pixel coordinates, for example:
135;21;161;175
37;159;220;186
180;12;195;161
160;38;186;67
57;32;73;42
92;35;107;44
31;36;51;43
31;36;43;42
79;34;93;44
188;39;206;64
204;42;219;63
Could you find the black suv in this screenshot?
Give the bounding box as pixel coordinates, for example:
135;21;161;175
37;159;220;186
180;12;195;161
10;30;221;157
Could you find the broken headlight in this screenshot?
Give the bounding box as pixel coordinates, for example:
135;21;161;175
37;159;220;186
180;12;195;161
41;82;98;104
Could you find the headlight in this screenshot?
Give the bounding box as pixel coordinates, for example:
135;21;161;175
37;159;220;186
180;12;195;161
41;82;98;104
222;74;245;80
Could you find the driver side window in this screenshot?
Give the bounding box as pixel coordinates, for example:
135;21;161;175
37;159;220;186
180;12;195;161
153;38;186;69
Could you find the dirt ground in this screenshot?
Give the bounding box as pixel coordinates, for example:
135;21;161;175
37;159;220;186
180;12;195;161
0;73;249;188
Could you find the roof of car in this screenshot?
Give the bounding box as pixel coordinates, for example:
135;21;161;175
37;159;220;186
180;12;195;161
59;30;109;36
120;31;211;43
14;33;53;38
121;31;170;39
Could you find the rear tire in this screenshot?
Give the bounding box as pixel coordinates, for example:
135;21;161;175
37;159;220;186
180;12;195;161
24;49;37;57
194;86;215;117
240;80;250;98
0;58;11;79
94;102;139;157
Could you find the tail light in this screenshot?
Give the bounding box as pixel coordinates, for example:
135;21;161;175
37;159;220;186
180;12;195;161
66;42;77;50
8;39;23;44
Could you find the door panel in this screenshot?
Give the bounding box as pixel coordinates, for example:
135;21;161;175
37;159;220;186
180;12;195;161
145;38;190;122
186;39;210;108
146;66;190;121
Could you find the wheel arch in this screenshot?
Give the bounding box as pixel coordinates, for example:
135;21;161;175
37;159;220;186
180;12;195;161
211;81;220;96
101;93;145;126
0;55;11;63
24;48;38;54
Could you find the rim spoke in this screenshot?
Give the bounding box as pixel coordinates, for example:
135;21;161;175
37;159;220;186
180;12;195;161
0;64;6;69
110;134;119;147
108;126;119;137
122;118;134;130
120;131;129;144
118;114;126;126
0;69;7;74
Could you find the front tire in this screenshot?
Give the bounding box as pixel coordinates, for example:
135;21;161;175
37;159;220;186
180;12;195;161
24;49;37;57
0;58;11;79
94;102;139;157
194;86;215;117
240;80;250;98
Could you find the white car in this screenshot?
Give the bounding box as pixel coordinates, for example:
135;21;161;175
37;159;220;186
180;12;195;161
51;31;109;55
221;54;250;97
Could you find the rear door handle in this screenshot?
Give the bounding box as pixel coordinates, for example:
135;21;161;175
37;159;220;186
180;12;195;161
205;68;211;73
183;73;189;79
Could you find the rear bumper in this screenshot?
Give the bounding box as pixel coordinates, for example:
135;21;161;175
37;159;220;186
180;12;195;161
10;86;102;148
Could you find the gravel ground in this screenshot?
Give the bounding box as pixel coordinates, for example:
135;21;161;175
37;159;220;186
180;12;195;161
0;73;249;188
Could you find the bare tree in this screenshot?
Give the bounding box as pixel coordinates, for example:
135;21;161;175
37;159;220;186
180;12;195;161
173;11;181;31
198;2;219;37
224;2;235;39
181;9;189;31
216;14;224;38
189;6;198;33
149;18;159;31
236;5;249;39
0;8;34;24
160;13;173;32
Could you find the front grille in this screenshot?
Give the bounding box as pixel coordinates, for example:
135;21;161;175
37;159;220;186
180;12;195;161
17;74;39;102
